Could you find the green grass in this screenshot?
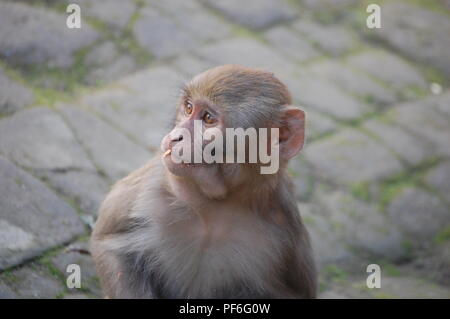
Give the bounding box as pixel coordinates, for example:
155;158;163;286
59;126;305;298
119;2;152;66
434;226;450;245
230;25;264;41
377;157;442;211
33;87;72;107
378;179;411;210
351;181;371;202
383;263;402;277
0;269;19;284
18;46;93;106
373;292;397;299
39;256;65;283
422;65;448;87
401;240;414;259
408;0;450;16
323;265;348;283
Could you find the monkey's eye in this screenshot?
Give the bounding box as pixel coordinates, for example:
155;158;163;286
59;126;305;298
184;101;193;115
203;112;215;125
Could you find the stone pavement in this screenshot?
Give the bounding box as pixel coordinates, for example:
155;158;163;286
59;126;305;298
0;0;449;299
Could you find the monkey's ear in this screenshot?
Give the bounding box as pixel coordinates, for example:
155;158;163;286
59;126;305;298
279;106;305;159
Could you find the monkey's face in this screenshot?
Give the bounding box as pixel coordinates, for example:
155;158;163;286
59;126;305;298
160;96;223;175
159;65;306;199
160;95;230;199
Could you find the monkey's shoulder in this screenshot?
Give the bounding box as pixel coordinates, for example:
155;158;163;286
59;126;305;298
93;158;163;238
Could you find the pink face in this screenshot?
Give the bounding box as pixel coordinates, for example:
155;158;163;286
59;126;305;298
160;83;306;202
161;97;223;178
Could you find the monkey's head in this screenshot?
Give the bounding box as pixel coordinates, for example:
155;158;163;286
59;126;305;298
161;65;305;200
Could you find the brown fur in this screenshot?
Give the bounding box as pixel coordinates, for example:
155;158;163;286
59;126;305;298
91;65;317;299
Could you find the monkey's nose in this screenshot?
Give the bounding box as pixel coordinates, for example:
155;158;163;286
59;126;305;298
171;135;183;142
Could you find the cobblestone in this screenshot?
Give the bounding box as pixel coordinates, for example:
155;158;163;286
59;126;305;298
0;2;99;68
1;0;449;299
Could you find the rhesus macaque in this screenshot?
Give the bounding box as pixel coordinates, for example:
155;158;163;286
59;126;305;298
91;65;317;298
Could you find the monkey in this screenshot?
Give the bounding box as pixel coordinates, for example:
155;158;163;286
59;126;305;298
90;65;317;299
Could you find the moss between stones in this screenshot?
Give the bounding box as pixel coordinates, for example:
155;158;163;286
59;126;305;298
323;264;348;283
39;256;65;283
377;158;440;211
120;2;153;66
434;226;450;245
374;292;397;299
0;269;19;284
408;0;450;17
230;25;264;41
378;178;413;211
382;263;402;277
421;65;448;87
351;181;371;202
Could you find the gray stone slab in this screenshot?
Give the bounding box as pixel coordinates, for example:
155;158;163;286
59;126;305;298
0;264;65;299
289;158;315;201
0;282;17;299
284;74;371;120
0;106;110;216
0;68;34;115
0;107;95;173
87;56;137;86
63;293;94;299
172;54;217;77
85;42;119;66
45;170;110;216
425;161;450;204
81;66;184;151
369;2;450;78
195;37;296;75
133;7;198;58
323;274;450;299
427;91;450;117
0;2;99;68
362;119;434;167
303;128;404;185
308;61;397;106
84;42;138;85
66;0;136;29
384;96;450;158
316;191;406;261
304;108;337;140
347;50;427;90
299;202;355;268
0;156;85;270
264;26;319;63
319;290;349;299
152;0;232;42
387;187;449;246
51;241;101;295
299;0;360;13
292;20;357;56
58;106;151;181
203;0;296;30
414;241;450;286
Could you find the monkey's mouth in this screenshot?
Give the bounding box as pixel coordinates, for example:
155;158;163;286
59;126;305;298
163;147;216;156
162;148;212;167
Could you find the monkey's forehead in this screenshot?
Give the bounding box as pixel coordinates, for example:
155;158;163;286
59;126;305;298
183;66;291;105
190;65;278;86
